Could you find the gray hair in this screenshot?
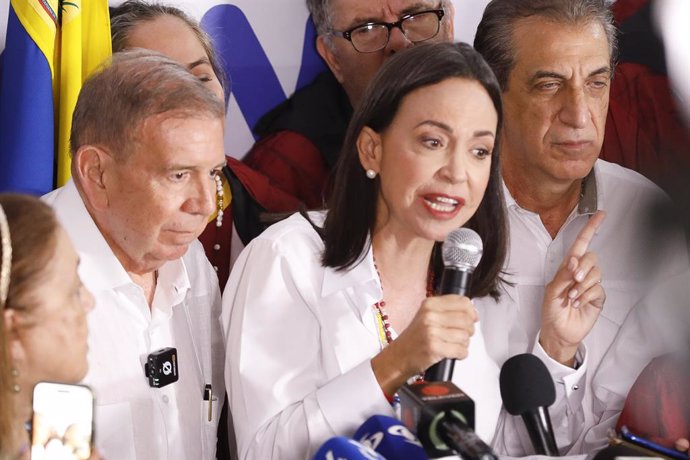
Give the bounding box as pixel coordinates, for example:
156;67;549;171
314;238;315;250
110;0;227;93
306;0;334;36
474;0;618;91
70;49;225;161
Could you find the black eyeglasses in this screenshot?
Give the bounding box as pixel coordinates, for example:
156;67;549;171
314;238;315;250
330;9;445;53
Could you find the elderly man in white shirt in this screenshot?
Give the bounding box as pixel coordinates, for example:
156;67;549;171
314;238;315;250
43;50;227;459
473;0;688;456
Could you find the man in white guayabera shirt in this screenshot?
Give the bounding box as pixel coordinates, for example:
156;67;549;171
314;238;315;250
44;50;227;460
472;0;688;456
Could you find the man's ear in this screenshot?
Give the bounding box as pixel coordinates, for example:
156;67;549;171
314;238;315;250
72;145;111;211
357;126;383;174
316;36;346;84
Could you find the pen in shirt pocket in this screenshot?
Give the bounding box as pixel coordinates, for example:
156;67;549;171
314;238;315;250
203;384;213;422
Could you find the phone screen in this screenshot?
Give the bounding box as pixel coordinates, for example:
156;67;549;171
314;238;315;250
31;382;94;460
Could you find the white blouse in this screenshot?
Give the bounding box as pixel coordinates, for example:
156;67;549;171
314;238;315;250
221;211;502;460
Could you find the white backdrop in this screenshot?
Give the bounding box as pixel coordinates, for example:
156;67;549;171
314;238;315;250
0;0;491;158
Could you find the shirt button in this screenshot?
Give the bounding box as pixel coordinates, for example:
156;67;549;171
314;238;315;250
213;244;221;251
162;395;169;403
572;385;579;391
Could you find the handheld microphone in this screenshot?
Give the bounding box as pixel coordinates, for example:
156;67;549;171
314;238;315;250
354;415;428;460
425;228;483;382
499;353;559;456
312;436;386;460
399;381;497;460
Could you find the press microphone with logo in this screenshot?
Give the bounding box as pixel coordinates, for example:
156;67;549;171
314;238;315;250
312;436;386;460
425;227;483;382
499;353;559;456
354;415;428;460
399;381;497;460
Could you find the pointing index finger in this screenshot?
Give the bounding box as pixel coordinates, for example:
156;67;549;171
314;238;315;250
568;211;606;258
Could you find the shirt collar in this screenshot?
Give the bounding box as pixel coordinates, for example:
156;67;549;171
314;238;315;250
152;257;191;317
52;180;132;291
53;180;192;298
577;165;599;215
503;159;603;216
321;239;380;299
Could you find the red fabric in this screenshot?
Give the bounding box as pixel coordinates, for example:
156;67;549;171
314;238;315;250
611;0;648;25
198;156;302;291
243;130;330;209
198;213;233;291
225;156;303;212
617;354;690;448
602;62;690;189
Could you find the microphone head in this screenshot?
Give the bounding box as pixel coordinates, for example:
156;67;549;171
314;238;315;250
354;415;428;460
312;436;386;460
499;353;556;415
442;228;483;271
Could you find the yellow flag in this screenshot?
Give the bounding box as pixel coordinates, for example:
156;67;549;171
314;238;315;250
56;0;111;186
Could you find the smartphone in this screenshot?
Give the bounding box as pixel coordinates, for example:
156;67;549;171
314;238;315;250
620;426;690;460
31;382;94;460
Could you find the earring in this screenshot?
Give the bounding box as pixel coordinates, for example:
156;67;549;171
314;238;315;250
366;169;377;179
11;367;19;393
215;173;224;228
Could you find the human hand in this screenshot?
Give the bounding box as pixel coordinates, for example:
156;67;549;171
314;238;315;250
675;438;689;452
539;211;606;366
371;294;477;396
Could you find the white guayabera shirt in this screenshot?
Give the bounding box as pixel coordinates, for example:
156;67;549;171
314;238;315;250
43;180;225;460
476;159;689;456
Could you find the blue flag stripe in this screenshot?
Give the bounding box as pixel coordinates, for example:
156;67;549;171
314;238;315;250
0;5;55;195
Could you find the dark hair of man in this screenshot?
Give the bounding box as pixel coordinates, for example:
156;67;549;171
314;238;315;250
70;49;225;162
321;42;507;299
0;195;59;454
474;0;618;91
110;0;228;93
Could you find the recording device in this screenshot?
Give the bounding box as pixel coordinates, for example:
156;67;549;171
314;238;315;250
31;382;94;460
312;436;386;460
499;353;558;456
425;227;483;382
144;347;179;388
354;414;428;460
618;426;690;460
399;381;497;460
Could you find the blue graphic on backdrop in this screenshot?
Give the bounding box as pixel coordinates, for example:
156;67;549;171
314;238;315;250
295;15;326;89
201;5;325;139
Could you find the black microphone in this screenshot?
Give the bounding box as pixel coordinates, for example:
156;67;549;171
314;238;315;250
425;227;483;382
499;353;559;456
399;381;497;460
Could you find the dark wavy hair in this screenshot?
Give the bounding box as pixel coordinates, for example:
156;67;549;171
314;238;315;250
474;0;618;91
321;42;507;299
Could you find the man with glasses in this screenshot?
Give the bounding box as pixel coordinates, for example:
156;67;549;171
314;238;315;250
243;0;455;208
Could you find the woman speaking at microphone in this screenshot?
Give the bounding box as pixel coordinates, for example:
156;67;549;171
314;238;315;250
222;42;508;459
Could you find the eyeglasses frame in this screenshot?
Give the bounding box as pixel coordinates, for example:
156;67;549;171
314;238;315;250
330;8;446;53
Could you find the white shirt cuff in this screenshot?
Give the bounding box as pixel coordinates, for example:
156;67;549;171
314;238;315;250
532;339;587;404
